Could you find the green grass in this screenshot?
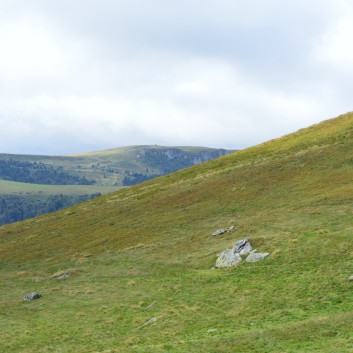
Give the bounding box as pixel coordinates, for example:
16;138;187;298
0;179;118;196
1;113;353;352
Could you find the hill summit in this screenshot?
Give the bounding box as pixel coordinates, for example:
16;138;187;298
1;113;353;352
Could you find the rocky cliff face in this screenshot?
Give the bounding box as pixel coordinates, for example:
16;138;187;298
191;150;231;164
137;148;233;173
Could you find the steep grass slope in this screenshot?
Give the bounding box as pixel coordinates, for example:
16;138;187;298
1;113;353;352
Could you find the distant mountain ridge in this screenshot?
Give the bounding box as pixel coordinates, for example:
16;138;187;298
0;145;233;187
0;145;234;224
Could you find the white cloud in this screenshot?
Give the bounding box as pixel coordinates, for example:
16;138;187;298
314;2;353;74
0;19;71;84
0;54;324;153
0;0;351;154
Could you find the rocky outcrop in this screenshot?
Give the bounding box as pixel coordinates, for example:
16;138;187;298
137;147;233;175
215;249;242;268
245;251;269;262
23;292;41;301
215;238;269;268
138;148;232;164
233;239;252;255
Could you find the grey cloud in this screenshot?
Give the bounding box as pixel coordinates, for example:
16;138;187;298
0;0;352;154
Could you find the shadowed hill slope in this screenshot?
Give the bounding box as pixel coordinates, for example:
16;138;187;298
1;113;353;352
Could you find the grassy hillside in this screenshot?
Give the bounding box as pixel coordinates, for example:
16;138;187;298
1;113;353;352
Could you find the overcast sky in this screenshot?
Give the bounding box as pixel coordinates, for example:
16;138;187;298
0;0;352;154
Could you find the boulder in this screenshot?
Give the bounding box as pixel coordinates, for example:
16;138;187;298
239;242;252;255
23;292;41;301
233;239;252;255
215;249;242;268
246;252;269;262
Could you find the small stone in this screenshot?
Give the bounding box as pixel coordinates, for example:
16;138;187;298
23;292;41;301
212;228;227;236
215;249;242;268
348;275;353;281
246;252;269;262
207;328;218;333
55;272;70;280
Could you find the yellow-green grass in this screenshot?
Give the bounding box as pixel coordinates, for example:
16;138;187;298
0;179;119;196
1;113;353;352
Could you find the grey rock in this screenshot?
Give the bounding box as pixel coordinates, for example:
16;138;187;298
212;228;227;236
23;292;41;301
212;226;237;236
233;239;251;254
215;249;242;268
239;242;253;255
246;252;269;262
55;272;70;280
348;275;353;281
